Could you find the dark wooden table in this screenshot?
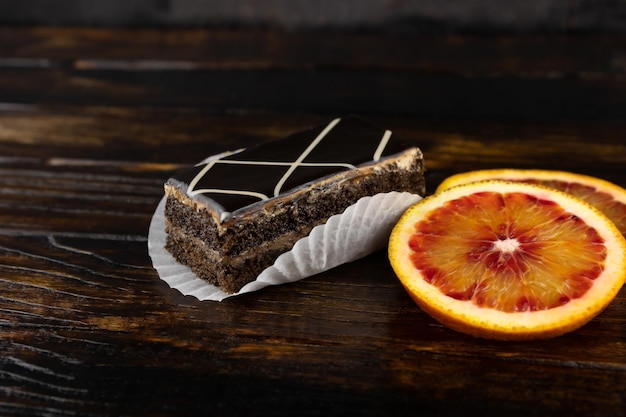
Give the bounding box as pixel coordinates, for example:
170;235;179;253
1;27;625;417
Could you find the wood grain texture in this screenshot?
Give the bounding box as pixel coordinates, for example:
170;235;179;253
0;27;625;416
0;28;625;120
1;27;625;74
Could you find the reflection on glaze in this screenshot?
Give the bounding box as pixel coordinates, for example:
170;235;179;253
172;116;412;221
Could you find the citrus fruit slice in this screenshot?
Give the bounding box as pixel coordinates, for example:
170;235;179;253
437;169;626;236
388;180;626;340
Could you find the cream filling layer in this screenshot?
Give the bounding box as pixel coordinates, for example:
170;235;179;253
165;219;314;269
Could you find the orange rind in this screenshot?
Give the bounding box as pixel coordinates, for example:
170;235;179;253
437;169;626;236
389;180;626;340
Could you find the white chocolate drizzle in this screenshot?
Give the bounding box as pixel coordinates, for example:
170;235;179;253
183;117;394;223
373;130;392;161
273;118;341;196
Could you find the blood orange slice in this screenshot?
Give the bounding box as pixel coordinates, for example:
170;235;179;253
388;180;626;340
437;169;626;236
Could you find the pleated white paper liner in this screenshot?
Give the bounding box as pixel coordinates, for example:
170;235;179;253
148;191;423;301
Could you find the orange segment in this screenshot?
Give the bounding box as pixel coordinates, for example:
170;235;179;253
437;169;626;236
389;180;626;340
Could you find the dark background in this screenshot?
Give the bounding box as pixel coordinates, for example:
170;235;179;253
1;2;626;417
0;0;625;33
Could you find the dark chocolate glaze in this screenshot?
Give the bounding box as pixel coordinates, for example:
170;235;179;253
169;116;416;221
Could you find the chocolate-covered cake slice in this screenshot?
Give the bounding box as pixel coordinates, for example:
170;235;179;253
164;116;425;294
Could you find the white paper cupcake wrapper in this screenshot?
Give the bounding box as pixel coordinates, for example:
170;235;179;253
149;188;422;302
